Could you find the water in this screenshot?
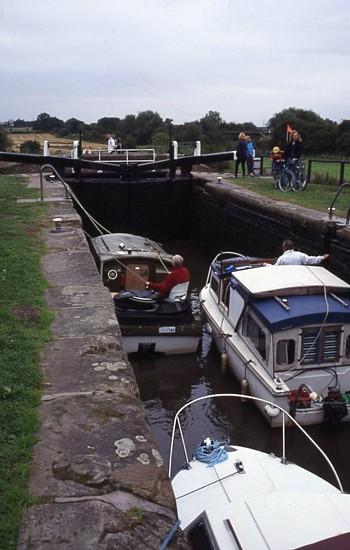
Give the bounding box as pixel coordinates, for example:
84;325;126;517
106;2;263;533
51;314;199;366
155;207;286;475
130;241;350;491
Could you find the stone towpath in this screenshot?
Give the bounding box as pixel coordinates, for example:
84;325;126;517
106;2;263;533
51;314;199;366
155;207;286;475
16;174;187;549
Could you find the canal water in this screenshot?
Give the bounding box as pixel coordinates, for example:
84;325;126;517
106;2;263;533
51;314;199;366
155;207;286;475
130;241;350;491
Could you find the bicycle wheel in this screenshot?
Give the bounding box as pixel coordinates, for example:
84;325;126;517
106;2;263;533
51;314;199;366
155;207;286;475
279;169;295;192
293;168;307;192
272;173;279;188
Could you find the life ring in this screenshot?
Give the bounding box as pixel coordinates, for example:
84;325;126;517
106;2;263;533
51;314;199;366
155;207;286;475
107;269;118;280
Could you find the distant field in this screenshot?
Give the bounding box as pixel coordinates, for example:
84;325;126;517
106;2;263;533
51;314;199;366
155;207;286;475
7;132;105;154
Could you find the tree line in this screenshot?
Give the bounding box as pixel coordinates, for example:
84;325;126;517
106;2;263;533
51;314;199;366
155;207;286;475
1;107;350;156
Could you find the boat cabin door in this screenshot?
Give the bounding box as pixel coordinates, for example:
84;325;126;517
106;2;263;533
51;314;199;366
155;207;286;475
125;263;150;290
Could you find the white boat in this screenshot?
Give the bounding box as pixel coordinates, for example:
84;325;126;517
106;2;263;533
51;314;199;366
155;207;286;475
200;252;350;427
170;393;350;550
90;233;201;354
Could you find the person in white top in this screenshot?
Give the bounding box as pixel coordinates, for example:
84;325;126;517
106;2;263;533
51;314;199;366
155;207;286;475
275;239;329;265
107;135;116;153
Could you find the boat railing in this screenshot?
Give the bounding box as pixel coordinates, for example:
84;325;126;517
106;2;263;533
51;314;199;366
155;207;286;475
168;393;343;492
81;148;156;164
205;251;245;284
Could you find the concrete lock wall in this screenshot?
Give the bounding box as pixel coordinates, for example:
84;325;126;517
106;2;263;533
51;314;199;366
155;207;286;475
190;176;350;283
17;175;188;550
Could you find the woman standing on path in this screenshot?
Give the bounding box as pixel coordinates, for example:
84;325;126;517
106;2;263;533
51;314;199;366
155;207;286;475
235;132;247;178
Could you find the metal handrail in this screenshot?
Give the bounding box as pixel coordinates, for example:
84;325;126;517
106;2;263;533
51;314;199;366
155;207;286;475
328;182;350;224
82;148;156;164
168;393;343;493
39;164;70;202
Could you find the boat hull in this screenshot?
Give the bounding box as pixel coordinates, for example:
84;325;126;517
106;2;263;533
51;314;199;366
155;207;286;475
202;286;350;427
120;322;201;354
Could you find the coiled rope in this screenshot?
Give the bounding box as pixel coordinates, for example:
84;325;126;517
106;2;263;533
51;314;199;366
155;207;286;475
194;440;228;467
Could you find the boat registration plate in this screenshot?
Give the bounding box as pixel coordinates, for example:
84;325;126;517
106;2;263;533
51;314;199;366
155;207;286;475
159;326;176;334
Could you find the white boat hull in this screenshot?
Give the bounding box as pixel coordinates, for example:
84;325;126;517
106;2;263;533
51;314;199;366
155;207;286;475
122;334;200;355
202;285;350;427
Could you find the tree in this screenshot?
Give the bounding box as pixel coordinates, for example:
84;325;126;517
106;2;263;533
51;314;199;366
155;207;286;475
64;118;84;135
33;112;64;132
0;127;10;150
96;117;121;135
336;120;350;155
268;108;337;154
135;111;163;144
20;140;41;154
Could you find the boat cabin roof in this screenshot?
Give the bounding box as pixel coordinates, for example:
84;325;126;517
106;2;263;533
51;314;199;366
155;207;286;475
91;233;173;262
251;293;350;332
231;265;350;298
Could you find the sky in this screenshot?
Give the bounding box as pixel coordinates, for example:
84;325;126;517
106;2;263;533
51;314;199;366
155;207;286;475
1;0;350;126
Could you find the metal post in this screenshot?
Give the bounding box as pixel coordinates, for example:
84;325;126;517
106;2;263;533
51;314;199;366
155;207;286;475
260;156;264;176
39;169;44;201
173;141;178;160
307;159;312;183
194;141;201;156
281;412;286;464
340;161;345;186
72;140;79;159
165;118;175;179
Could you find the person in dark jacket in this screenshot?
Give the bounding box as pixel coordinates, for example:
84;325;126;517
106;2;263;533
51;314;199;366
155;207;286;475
235;132;247;178
284;130;302;160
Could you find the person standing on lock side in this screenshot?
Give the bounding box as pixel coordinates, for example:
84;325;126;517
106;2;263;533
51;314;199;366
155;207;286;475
235;132;247;178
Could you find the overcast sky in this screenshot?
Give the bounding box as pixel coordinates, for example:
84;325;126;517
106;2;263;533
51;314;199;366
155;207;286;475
1;0;349;125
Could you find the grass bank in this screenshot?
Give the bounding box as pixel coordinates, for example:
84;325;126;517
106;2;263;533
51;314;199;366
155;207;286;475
229;175;350;219
0;176;52;549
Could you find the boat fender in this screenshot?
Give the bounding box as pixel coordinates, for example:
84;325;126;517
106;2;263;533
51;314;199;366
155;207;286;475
220;352;228;375
240;377;249;403
264;404;280;418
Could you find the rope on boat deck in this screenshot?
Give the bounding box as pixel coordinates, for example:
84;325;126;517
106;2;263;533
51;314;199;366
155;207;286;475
195;439;228;467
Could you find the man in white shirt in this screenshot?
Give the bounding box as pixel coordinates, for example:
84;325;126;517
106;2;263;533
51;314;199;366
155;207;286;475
107;135;116;153
275;239;329;265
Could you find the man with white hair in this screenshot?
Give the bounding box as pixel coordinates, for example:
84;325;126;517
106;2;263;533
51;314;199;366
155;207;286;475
145;254;190;298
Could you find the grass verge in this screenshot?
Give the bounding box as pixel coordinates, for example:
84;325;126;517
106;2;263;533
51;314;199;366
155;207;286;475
0;175;52;550
228;175;350;218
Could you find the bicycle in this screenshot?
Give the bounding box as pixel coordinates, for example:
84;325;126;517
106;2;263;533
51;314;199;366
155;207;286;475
277;160;295;192
278;158;307;192
271;160;286;189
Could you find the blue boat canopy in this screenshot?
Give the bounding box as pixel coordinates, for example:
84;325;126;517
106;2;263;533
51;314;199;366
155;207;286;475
250;293;350;333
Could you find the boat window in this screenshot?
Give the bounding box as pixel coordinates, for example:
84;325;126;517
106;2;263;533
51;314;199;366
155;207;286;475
301;326;341;365
210;274;220;297
242;312;266;360
346;335;350;358
276;339;295;366
221;279;231;309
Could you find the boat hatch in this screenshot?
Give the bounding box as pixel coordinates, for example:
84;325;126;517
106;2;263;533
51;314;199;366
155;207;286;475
185;512;219;550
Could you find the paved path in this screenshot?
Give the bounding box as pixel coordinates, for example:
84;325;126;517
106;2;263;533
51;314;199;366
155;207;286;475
17;175;187;549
